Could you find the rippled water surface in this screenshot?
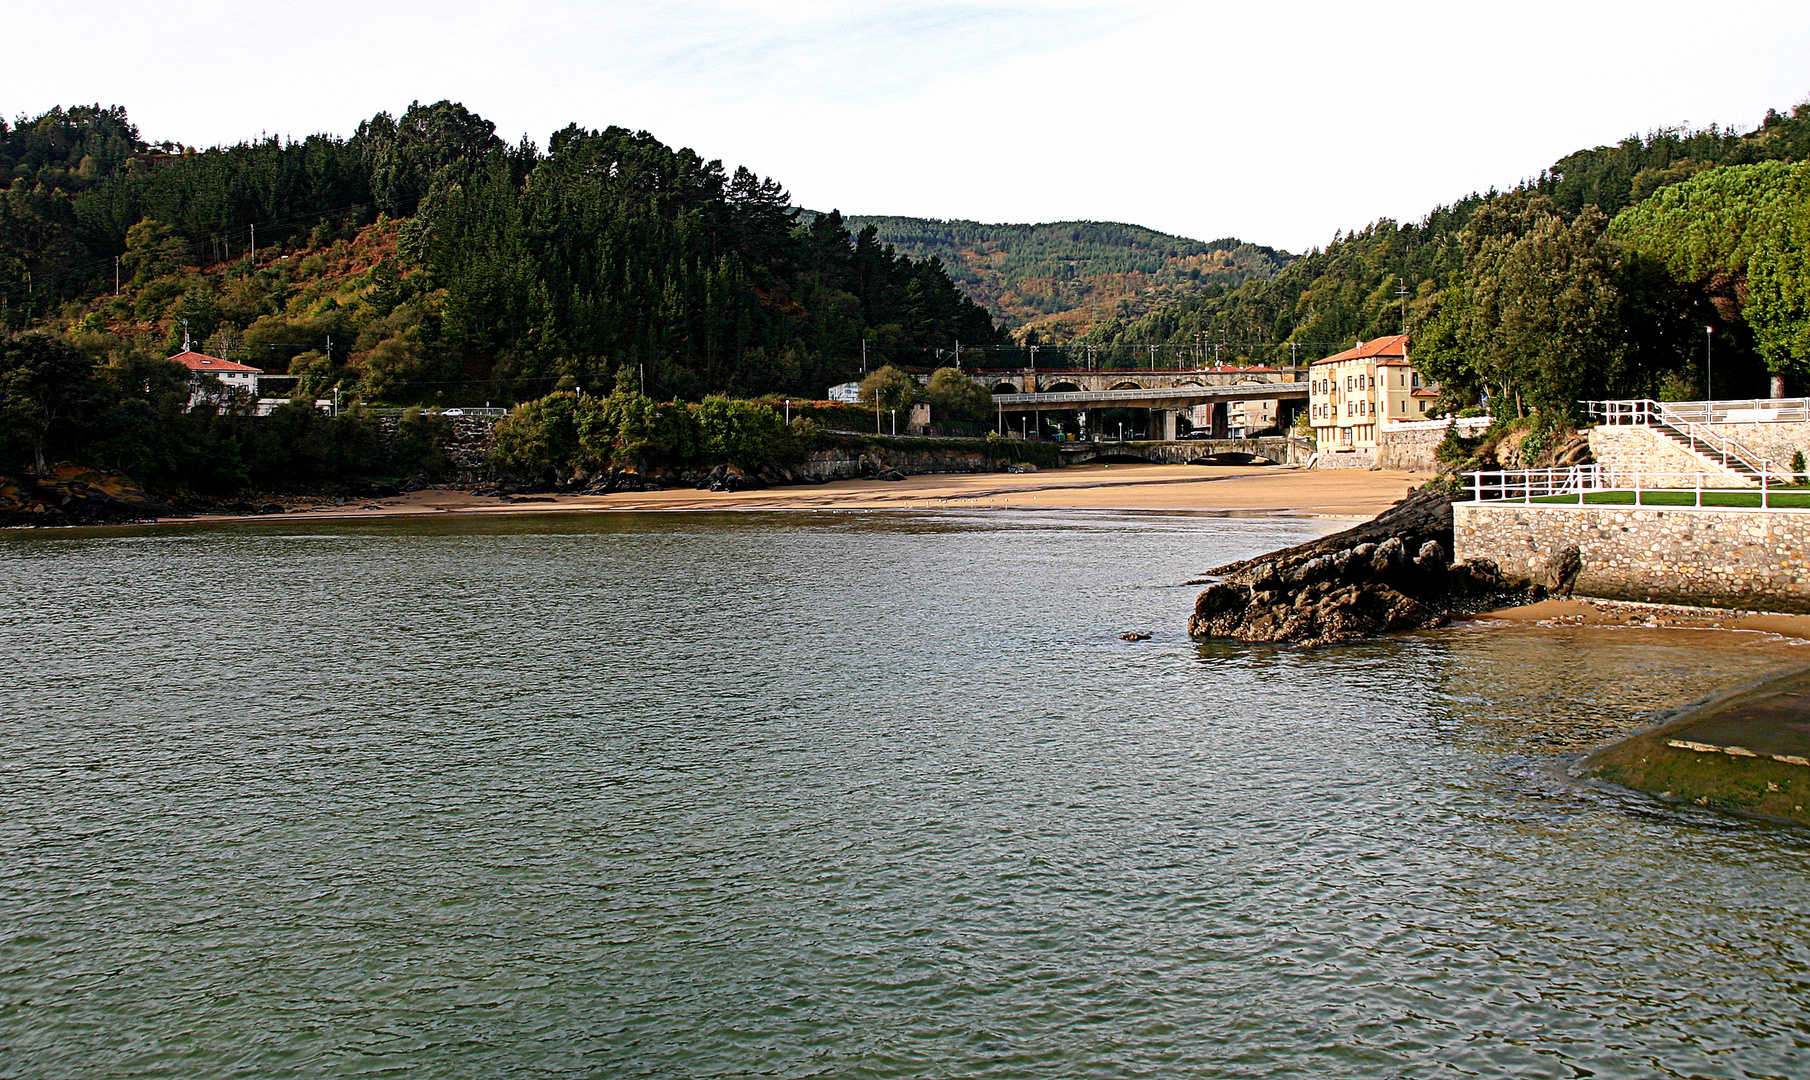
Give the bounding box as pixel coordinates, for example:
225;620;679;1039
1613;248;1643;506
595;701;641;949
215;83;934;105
4;510;1810;1079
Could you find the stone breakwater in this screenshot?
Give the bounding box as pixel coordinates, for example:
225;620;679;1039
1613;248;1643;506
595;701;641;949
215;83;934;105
1190;486;1518;647
1455;503;1810;614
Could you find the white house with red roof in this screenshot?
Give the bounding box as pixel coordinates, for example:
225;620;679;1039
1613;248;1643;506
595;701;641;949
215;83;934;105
1306;334;1440;453
169;349;262;410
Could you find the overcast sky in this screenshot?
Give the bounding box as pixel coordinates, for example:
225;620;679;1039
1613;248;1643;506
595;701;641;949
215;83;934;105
7;1;1809;251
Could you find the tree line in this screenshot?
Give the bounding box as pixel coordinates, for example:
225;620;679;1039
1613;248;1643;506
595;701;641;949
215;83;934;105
2;100;1000;408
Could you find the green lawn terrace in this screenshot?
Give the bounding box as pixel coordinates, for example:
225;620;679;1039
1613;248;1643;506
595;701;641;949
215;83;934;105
1469;464;1810;511
1528;488;1810;509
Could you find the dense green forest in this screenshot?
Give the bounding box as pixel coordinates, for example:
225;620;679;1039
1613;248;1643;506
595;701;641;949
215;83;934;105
835;215;1288;340
0;100;999;405
1072;102;1810;412
0;100;1006;489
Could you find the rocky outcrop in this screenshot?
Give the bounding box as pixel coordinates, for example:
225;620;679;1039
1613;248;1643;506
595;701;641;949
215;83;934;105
0;467;177;527
1188;485;1528;647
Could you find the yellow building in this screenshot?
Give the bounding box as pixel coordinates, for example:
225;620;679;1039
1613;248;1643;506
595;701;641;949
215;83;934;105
1307;334;1437;452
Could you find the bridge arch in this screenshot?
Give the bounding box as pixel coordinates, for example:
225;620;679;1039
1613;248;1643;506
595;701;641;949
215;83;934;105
1043;381;1084;393
1107;380;1145;391
990;380;1020;394
1190;452;1278;466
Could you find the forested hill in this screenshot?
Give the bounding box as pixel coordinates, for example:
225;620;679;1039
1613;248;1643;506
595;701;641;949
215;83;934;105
0;101;1000;405
832;215;1289;341
1063;98;1810;420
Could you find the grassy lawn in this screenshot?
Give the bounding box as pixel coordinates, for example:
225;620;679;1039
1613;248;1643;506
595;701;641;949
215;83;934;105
1527;488;1810;508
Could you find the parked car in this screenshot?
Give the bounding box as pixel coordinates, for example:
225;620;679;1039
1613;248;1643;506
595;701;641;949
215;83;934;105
443;408;465;416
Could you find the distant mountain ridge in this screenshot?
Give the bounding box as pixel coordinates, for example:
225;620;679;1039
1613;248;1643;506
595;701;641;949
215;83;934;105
823;215;1293;341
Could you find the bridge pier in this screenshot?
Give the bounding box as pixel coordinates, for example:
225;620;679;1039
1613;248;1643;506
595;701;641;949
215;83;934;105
1152;409;1178;441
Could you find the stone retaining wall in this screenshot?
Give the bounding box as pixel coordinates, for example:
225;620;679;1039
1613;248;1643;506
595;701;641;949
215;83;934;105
1704;420;1810;468
373;414;497;470
1588;427;1750;486
1309;427;1453;472
1313;447;1379;469
1454;502;1810;612
1376;426;1443;472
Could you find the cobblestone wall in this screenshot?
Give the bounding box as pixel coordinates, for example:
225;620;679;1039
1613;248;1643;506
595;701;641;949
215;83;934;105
1704;421;1810;468
1376;427;1443;472
1455;502;1810;612
1588;427;1751;486
1312;447;1379;469
373;415;497;470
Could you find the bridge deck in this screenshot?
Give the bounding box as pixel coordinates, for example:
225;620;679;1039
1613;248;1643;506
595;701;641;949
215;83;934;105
995;385;1308;407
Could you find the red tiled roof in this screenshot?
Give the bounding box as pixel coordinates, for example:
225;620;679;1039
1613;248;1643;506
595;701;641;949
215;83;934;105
169;350;262;374
1310;334;1408;366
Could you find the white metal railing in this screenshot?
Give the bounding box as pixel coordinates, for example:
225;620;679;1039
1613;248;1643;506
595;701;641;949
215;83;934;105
1584;399;1787;482
1379;416;1493;433
1631;397;1810;424
1467;464;1803;509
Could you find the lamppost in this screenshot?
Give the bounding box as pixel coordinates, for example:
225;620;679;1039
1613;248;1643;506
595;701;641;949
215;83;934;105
1706;324;1715;406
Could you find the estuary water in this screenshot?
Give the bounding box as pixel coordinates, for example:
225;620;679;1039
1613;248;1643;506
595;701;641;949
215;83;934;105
3;509;1809;1079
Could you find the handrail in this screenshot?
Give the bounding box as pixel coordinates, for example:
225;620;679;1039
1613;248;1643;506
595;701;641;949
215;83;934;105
1584;399;1788;481
1466;464;1797;509
1588;397;1810;424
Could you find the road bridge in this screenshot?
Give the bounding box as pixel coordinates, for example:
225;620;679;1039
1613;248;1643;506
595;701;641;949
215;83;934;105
977;372;1309;441
968;366;1302;393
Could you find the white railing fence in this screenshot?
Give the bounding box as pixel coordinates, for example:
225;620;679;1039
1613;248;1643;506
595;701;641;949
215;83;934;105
1584;399;1787;481
1467;464;1803;509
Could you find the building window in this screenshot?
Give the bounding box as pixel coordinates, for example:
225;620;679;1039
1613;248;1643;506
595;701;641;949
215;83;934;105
1418;400;1426;412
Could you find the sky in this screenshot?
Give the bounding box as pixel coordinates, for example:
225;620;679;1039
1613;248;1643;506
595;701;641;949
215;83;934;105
7;0;1810;252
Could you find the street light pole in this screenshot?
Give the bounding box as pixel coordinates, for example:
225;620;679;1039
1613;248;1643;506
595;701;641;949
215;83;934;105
1706;325;1715;405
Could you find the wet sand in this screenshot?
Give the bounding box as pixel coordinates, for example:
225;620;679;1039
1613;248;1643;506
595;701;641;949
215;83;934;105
172;464;1427;525
1474;597;1810;642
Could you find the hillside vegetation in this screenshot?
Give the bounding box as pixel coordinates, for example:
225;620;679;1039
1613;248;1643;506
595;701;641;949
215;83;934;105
1080;102;1810;415
839;215;1288;342
0;101;1001;407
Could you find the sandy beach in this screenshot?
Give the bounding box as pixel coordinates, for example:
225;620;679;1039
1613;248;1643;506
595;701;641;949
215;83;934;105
172;463;1428;524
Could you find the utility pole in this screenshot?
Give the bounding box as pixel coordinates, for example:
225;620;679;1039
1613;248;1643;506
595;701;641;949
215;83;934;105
640;362;645;396
1397;276;1411;333
249;222;255;263
1288;341;1299;368
1086;345;1097;372
1148;344;1157;371
861;338;868;374
115;256;120;296
954;340;962;370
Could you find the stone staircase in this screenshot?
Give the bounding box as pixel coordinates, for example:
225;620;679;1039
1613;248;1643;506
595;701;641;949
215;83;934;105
1587;399;1788;486
1648;414;1772;483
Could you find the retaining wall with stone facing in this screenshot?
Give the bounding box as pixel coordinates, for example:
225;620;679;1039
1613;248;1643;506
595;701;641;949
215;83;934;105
1454;502;1810;612
1310;423;1472;473
1702;419;1810;467
1587;426;1751;486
